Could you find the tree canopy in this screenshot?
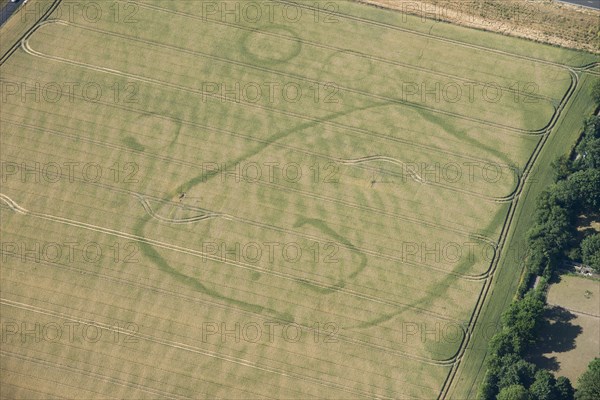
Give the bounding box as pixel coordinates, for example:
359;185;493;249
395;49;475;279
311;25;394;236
581;234;600;272
575;358;600;400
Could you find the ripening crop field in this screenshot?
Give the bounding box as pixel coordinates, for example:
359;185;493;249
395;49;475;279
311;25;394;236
0;0;598;399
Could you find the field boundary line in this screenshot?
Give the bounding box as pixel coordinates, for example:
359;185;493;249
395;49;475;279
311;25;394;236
282;0;592;70
2;277;457;383
0;350;186;400
0;333;271;399
0;0;62;65
0;193;464;324
0;298;404;399
0;366;116;400
0;159;498;281
0;87;524;202
0;254;458;367
24;19;553;135
0;118;509;248
439;67;580;399
546;303;600;319
137;2;558;105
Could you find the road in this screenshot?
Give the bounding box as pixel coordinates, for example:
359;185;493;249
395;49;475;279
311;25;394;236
559;0;600;10
0;0;23;27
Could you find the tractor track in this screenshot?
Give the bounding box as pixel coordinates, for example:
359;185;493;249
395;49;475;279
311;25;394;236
0;0;595;397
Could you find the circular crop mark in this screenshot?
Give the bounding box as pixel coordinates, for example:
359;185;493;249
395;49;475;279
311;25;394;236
323;50;373;83
241;26;302;65
123;113;181;151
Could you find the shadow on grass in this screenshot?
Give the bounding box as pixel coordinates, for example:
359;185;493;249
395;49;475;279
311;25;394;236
526;305;583;371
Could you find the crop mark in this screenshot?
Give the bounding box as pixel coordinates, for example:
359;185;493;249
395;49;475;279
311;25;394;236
1;298;403;399
25;19;553;135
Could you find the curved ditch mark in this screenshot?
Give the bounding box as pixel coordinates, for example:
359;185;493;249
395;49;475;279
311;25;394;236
133;193;498;283
4;8;576;241
292;217;368;287
0;0;572;390
0;73;525;180
1;64;520;203
12;7;580;378
138;2;557;106
256;178;500;248
14;36;519;203
25;19;553;136
0;250;464;372
1;174;494;289
278;0;585;128
8;27;533;173
0;0;62;65
125;94;496;319
4;71;482;378
279;0;583;139
0;196;464;372
0;65;524;167
1;118;505;252
132;190;497;283
0;250;458;371
0;272;442;398
117;72;482;364
127;5;556;135
0;107;520;205
438;66;582;400
126;92;485;349
410;104;528;170
1;120;500;282
0;192;468;330
14;18;552;346
283;0;597;71
1;299;405;400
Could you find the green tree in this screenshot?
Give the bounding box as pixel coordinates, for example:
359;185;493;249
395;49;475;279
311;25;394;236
569;169;600;210
489;330;519;358
555;376;574;400
527;206;573;265
501;291;546;354
576;358;600;400
549;180;579;211
575;117;600;170
498;357;537;389
591;80;600;104
581;234;600;273
478;371;498;400
529;370;558;400
498;385;531;400
551;155;573;182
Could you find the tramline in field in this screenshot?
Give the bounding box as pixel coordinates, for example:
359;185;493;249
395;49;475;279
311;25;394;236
0;0;598;398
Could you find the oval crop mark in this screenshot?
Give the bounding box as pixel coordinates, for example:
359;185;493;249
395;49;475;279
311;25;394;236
241;25;302;65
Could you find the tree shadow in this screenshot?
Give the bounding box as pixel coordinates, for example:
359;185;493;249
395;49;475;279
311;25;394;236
526;306;583;372
575;213;600;243
576;213;600;229
548;271;564;285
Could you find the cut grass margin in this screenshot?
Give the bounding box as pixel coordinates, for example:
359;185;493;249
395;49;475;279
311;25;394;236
448;72;600;399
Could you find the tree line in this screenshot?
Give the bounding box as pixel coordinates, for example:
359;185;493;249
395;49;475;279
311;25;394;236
478;85;600;400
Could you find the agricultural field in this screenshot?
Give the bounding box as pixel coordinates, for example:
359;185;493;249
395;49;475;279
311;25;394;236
0;0;598;399
529;275;600;386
